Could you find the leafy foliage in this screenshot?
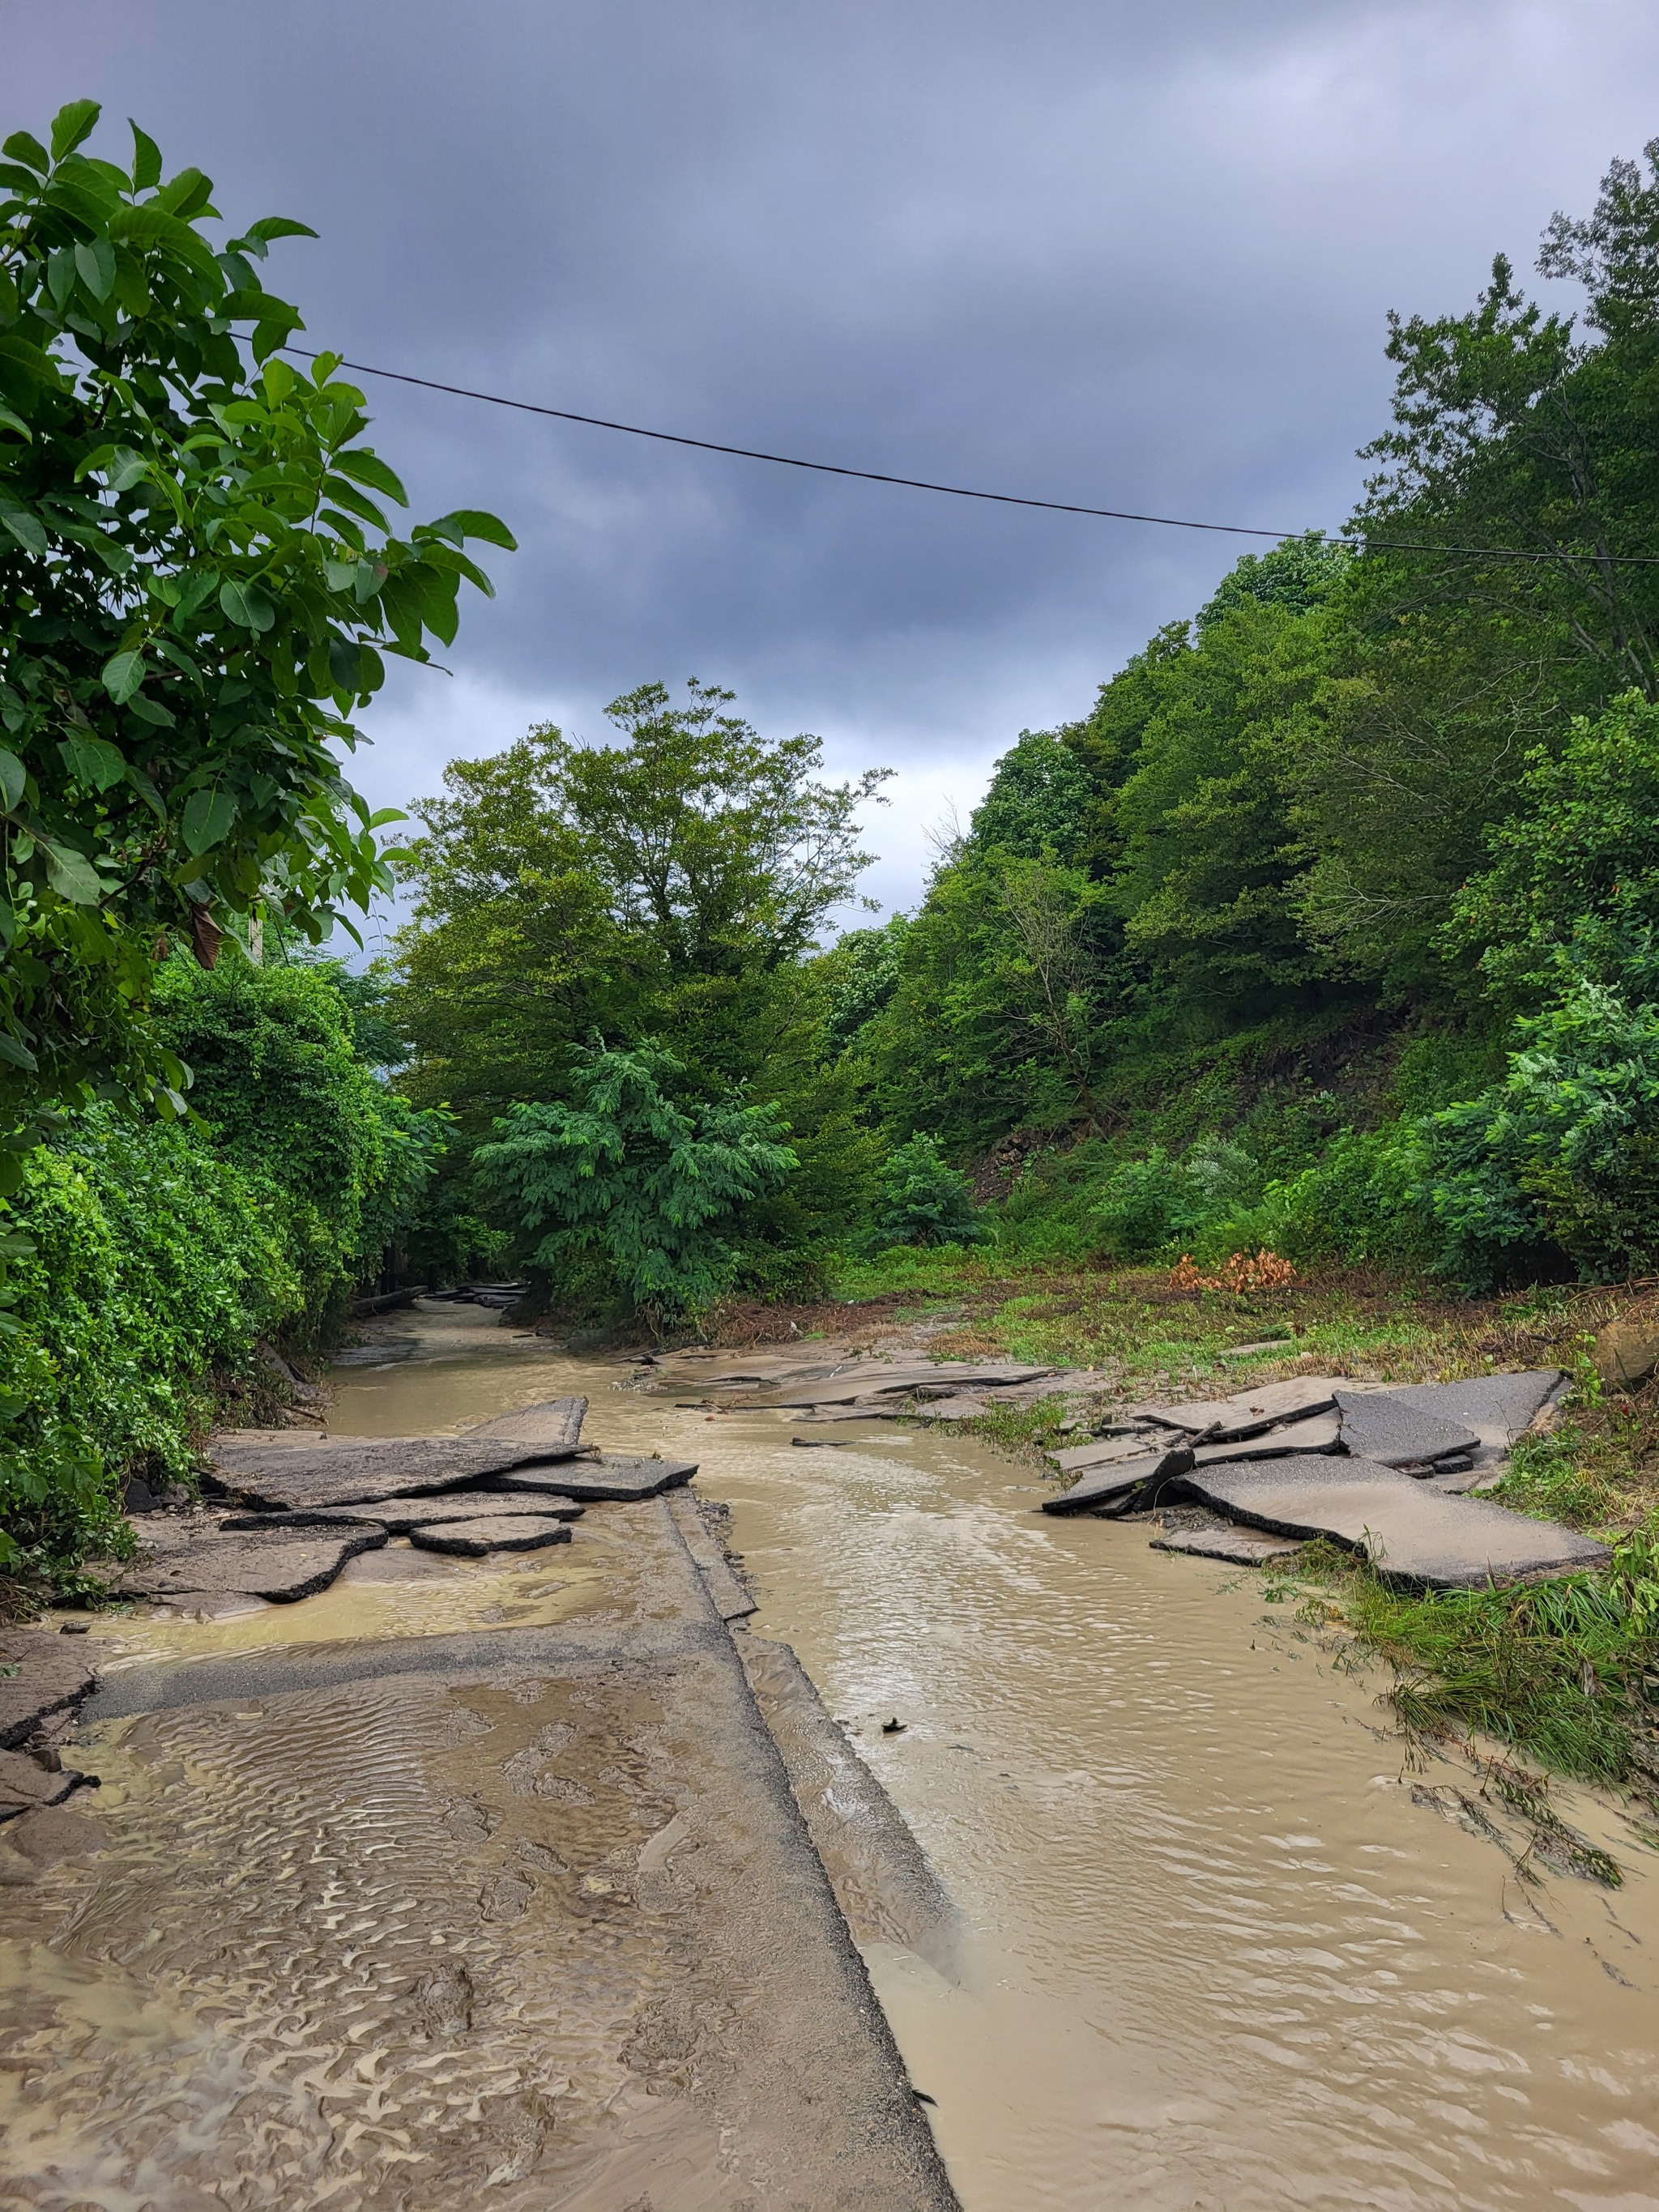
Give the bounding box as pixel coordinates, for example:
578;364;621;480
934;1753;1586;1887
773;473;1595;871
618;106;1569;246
0;953;441;1570
872;1133;981;1247
0;101;512;1150
474;1044;798;1324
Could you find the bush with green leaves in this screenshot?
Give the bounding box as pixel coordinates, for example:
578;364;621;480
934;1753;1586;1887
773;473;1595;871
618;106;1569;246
0;951;444;1570
1088;1136;1257;1260
0;1106;293;1571
475;1044;798;1326
0;100;512;1153
152;952;446;1325
1414;981;1659;1289
872;1133;982;1247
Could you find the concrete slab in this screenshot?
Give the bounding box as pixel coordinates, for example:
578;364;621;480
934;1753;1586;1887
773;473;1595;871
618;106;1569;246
1335;1389;1479;1468
1191;1411;1342;1463
0;1634;98;1750
1180;1455;1611;1590
116;1524;388;1602
1133;1375;1338;1439
485;1452;698;1502
406;1515;574;1556
221;1493;586;1535
1042;1445;1194;1516
209;1435;582;1511
459;1395;588;1447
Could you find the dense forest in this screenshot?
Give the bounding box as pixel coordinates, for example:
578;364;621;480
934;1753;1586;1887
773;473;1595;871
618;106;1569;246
5;102;1659;1568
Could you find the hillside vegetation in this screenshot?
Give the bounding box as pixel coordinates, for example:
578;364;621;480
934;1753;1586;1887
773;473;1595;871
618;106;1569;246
396;142;1659;1328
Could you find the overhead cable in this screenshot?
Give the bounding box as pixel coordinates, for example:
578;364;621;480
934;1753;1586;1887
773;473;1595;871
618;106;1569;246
284;346;1659;568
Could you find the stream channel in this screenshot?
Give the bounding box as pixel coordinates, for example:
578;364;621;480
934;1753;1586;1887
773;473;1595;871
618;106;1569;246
34;1303;1659;2207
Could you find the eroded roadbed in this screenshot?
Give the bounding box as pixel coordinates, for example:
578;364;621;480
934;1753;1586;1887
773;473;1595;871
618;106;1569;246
0;1496;956;2211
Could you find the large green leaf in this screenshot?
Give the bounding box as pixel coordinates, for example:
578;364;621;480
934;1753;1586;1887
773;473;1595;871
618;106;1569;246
0;505;46;556
332;449;408;505
0;1033;38;1073
59;733;127;791
105;202;222;283
181;787;237;855
219;578;276;632
424;509;518;550
128;118;161;192
73;237;115;300
49;100;101;161
101;649;146;702
245;215;319;244
1;131;48;173
0;749;23;812
42;840;106;905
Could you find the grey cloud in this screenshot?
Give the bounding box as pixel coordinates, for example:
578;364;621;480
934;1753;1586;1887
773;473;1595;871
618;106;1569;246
8;0;1659;917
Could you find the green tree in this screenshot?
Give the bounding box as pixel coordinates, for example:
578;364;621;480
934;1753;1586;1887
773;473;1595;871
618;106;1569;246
1297;141;1659;991
1196;531;1352;632
398;682;889;1114
1447;690;1659;1007
0;100;512;1158
474;1043;797;1325
872;1132;981;1247
966;728;1094;859
1108;597;1335;1019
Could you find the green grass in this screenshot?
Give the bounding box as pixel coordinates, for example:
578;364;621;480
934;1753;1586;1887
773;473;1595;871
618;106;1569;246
1281;1534;1659;1805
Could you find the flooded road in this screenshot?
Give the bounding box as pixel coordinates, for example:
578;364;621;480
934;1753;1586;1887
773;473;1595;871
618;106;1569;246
317;1306;1659;2212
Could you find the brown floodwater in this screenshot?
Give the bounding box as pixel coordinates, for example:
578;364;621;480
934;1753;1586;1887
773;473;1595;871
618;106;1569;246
31;1302;1659;2210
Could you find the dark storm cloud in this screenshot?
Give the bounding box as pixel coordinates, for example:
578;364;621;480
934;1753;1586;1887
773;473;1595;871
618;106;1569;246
6;1;1659;917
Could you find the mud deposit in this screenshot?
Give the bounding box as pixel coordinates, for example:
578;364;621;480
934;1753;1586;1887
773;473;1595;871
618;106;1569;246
11;1302;1659;2210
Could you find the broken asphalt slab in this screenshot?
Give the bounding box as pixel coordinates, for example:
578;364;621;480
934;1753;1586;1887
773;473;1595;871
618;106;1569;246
457;1396;589;1447
66;1497;960;2207
1043;1444;1196;1515
0;1747;92;1820
1180;1454;1611;1589
485;1453;698;1502
1333;1389;1480;1469
222;1492;586;1535
0;1634;98;1750
115;1524;389;1602
407;1515;574;1556
1151;1521;1303;1566
1131;1375;1340;1438
207;1434;586;1511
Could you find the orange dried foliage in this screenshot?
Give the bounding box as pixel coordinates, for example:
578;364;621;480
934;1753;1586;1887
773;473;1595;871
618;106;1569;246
1168;1249;1296;1294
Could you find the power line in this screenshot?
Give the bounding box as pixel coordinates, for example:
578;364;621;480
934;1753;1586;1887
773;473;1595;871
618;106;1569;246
285;346;1659;568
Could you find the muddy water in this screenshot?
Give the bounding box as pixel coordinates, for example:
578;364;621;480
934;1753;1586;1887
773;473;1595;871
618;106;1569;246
312;1306;1659;2211
19;1303;1655;2209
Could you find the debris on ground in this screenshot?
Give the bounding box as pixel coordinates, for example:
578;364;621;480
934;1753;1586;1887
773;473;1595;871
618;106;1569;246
1039;1366;1594;1589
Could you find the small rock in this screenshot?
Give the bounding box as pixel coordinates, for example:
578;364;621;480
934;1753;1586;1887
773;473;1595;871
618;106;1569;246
58;1621;90;1636
881;1717;906;1735
1593;1315;1659;1393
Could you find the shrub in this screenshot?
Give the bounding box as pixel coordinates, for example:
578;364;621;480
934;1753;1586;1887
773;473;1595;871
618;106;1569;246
1415;980;1659;1288
0;1110;295;1570
1089;1136;1256;1259
872;1134;983;1247
475;1044;797;1325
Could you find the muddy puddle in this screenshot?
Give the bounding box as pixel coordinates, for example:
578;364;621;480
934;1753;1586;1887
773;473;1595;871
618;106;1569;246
15;1302;1659;2209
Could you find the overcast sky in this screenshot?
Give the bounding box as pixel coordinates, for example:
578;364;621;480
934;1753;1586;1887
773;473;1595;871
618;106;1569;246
10;2;1659;937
